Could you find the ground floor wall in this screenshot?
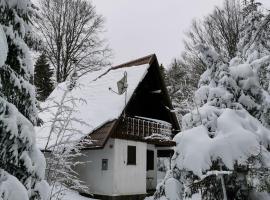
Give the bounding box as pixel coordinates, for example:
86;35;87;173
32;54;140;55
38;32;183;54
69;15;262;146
74;138;172;197
75;138;148;196
75;138;116;196
113;139;147;195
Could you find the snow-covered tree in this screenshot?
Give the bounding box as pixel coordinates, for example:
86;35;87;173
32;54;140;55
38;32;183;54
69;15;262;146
166;59;198;125
0;0;48;199
153;2;270;199
166;0;242;125
155;45;270;200
237;0;270;127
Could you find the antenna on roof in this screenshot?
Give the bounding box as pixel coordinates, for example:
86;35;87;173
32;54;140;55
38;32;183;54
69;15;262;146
109;71;128;117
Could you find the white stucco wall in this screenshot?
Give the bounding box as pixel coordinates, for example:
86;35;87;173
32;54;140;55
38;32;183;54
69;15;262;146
75;138;116;195
113;139;147;195
74;138;159;196
146;144;157;190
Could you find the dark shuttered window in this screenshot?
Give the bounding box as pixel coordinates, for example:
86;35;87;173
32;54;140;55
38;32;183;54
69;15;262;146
102;159;108;170
147;150;154;170
127;145;136;165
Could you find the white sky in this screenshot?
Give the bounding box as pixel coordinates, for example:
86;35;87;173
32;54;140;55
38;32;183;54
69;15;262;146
92;0;270;66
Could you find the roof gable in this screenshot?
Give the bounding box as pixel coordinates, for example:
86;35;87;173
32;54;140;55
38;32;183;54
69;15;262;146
36;54;179;150
36;61;150;150
84;55;180;149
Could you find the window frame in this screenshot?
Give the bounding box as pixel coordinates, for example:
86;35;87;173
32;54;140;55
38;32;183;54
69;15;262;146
102;159;108;170
127;145;136;165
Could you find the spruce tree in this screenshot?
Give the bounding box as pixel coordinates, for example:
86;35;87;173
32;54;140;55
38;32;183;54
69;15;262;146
238;1;270;127
0;0;48;199
166;59;197;121
34;53;54;101
153;2;270;199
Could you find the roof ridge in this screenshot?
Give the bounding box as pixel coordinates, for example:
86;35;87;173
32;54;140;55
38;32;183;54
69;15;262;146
93;54;156;82
112;54;156;69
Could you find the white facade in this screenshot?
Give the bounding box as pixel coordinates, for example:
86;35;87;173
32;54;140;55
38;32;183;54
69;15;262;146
113;139;147;195
75;138;158;196
75;138;116;195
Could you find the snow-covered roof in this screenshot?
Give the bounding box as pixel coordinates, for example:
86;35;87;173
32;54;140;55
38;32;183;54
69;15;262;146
36;63;150;150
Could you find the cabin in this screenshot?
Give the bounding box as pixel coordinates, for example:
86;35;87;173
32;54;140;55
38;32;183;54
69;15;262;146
36;54;180;200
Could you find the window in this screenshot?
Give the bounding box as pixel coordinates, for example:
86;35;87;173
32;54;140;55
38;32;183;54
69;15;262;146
127;145;136;165
102;159;108;170
147;150;154;170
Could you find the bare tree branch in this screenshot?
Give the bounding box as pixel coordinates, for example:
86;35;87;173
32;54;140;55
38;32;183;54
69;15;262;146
35;0;111;83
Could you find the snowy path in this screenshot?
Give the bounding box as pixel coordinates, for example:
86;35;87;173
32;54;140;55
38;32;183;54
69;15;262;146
52;188;98;200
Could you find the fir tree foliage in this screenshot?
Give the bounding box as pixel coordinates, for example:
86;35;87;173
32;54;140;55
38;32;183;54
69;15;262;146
166;0;242;122
238;0;270;127
154;1;270;199
166;59;198;125
0;0;48;199
34;53;54;101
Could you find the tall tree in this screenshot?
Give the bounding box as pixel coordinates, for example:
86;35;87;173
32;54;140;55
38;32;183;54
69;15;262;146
34;53;54;101
0;0;48;199
166;59;197;124
166;0;242;119
184;0;241;64
154;1;270;200
237;0;270;127
36;0;111;83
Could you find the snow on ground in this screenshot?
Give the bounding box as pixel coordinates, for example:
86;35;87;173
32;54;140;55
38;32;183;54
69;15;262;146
36;64;149;149
50;184;98;200
58;190;97;200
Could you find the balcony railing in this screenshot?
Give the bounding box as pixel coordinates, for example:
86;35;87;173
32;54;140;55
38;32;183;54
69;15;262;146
116;116;172;138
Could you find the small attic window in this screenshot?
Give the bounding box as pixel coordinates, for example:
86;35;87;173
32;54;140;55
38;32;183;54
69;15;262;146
127;145;136;165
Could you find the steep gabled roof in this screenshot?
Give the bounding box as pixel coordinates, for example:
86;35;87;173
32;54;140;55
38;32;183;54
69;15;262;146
84;54;179;149
36;60;150;150
36;54;179;150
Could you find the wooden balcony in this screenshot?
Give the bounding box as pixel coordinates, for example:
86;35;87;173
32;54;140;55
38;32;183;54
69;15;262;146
114;116;173;139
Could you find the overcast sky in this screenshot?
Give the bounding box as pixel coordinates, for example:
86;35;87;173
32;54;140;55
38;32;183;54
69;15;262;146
92;0;270;67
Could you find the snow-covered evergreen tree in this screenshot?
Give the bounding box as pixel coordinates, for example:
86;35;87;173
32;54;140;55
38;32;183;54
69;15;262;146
0;0;48;199
34;53;54;101
237;0;270;127
166;59;197;126
166;0;242;126
153;2;270;199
